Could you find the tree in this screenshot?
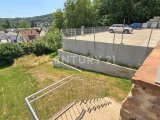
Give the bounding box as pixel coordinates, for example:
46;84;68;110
53;9;64;29
19;20;31;28
42;22;62;51
54;0;160;28
30;20;35;28
93;0;110;25
121;0;134;24
132;0;160;23
75;0;95;27
2;19;11;29
64;0;96;27
64;0;77;27
0;24;4;31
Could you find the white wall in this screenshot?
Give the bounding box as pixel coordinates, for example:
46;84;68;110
63;39;153;67
58;49;136;79
53;59;82;72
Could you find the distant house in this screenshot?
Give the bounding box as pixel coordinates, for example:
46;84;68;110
8;35;17;43
40;28;48;37
7;32;18;43
0;32;16;43
0;33;9;43
17;29;40;42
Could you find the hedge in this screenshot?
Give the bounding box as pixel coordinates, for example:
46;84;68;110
0;43;24;65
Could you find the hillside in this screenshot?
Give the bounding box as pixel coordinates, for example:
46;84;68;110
0;13;53;28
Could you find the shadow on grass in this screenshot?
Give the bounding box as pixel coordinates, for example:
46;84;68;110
0;64;12;69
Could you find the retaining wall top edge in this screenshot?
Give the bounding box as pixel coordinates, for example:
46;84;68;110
63;38;154;48
132;41;160;87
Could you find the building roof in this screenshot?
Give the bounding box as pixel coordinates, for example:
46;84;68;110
8;35;17;41
19;29;40;41
42;28;48;32
0;33;8;40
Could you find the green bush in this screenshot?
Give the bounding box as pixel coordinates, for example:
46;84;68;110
44;23;62;51
0;43;24;65
20;42;36;55
34;40;51;56
49;52;57;58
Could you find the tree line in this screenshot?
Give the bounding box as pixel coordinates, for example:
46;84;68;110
53;0;160;29
0;19;34;30
0;14;53;30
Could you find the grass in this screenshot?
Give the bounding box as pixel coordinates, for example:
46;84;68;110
0;67;37;120
0;55;132;120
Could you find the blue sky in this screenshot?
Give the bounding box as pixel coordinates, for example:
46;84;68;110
0;0;65;18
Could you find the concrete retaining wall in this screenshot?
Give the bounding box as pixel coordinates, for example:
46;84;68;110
63;39;153;67
58;49;136;79
53;59;82;72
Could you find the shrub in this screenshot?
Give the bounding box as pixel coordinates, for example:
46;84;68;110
49;52;57;58
44;23;62;51
34;40;51;56
0;43;24;65
21;42;36;55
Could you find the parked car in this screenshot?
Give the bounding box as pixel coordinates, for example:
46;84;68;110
108;24;133;34
129;23;142;29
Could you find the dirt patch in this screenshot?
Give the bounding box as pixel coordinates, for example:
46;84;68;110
31;69;56;84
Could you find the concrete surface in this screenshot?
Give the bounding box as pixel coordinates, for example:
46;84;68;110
58;49;136;79
51;97;121;120
151;22;158;28
63;38;153;67
66;29;160;47
53;58;82;72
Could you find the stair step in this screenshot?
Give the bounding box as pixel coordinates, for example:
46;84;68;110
50;101;76;120
50;97;121;120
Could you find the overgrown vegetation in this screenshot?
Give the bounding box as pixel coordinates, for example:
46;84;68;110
53;0;160;28
13;54;49;68
0;43;24;65
0;23;61;66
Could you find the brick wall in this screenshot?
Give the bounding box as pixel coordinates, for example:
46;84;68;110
120;42;160;120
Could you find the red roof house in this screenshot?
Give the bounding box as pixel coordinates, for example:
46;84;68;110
17;29;40;42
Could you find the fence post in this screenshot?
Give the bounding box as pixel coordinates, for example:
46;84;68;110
113;32;116;50
66;29;68;37
75;29;76;44
121;27;124;44
81;26;84;35
121;18;125;44
71;28;73;36
94;28;96;57
146;29;153;56
94;28;96;44
92;27;94;33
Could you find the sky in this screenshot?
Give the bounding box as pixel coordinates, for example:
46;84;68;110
0;0;65;18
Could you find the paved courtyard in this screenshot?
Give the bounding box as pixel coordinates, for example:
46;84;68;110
66;29;160;47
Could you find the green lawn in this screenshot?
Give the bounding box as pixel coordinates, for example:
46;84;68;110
0;56;132;120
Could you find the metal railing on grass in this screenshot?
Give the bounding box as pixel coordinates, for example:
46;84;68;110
25;74;106;120
25;75;76;120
